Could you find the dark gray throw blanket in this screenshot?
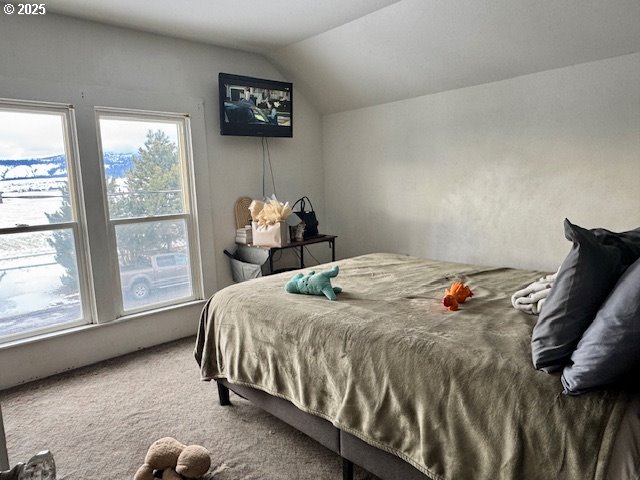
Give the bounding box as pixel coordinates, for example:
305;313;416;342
195;253;629;480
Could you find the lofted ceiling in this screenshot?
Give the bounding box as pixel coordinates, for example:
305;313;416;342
43;0;640;114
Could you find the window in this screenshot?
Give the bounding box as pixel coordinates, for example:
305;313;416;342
0;101;89;341
96;110;200;313
0;99;203;344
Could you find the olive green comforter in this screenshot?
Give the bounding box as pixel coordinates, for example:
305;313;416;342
195;253;628;480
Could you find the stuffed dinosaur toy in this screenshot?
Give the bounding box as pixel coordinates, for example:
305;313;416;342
285;266;342;300
442;281;474;311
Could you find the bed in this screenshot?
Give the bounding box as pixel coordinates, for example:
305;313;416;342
195;253;639;480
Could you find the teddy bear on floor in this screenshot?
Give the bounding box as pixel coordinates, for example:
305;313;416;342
285;265;342;300
134;437;211;480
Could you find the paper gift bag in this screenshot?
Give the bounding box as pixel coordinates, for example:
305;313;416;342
252;221;289;247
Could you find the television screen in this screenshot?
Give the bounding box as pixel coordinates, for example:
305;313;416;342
219;73;293;138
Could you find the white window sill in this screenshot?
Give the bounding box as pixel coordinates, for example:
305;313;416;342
0;299;206;351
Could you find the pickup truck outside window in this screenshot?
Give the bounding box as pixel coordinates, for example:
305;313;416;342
120;253;191;302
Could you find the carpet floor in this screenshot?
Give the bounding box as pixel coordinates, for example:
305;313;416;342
0;337;378;479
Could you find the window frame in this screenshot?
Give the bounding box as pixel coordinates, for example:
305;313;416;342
0;98;94;342
94;107;203;317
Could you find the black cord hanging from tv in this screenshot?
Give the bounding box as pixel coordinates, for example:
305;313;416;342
261;137;277;199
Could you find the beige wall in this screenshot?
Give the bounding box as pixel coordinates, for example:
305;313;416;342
323;53;640;272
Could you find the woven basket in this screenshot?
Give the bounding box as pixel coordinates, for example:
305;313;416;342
234;196;253;229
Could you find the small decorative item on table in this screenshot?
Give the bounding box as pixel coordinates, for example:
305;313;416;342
291;222;305;242
248;197;292;248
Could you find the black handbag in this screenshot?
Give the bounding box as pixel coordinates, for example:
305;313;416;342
292;196;319;239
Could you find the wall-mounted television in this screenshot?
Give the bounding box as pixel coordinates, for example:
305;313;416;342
219;72;293;138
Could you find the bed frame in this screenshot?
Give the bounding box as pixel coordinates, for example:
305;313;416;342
216;379;430;480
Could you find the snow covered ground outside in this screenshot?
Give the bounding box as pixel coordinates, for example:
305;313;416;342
0;178;82;338
0;257;82;336
0;177;65;228
0;176;193;339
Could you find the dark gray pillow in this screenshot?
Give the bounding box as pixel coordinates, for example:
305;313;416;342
591;226;640;268
531;219;622;372
561;257;640;395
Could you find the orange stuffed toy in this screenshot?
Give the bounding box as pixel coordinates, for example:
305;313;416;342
442;281;474;311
